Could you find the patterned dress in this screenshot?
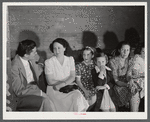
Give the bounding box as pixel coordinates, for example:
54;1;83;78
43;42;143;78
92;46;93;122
127;54;145;111
108;56;132;107
75;61;96;99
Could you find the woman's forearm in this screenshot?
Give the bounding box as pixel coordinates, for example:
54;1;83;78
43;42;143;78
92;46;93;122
45;71;75;87
45;75;63;86
63;71;75;85
63;75;75;86
115;80;128;87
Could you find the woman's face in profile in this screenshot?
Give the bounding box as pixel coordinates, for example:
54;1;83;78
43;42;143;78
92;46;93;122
53;42;66;57
119;44;130;59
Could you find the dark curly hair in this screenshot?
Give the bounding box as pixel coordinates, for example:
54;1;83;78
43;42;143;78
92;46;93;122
16;39;36;57
134;42;144;55
114;41;131;56
94;51;108;64
49;38;69;55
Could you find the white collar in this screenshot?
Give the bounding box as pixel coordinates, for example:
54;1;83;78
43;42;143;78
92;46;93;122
19;56;29;66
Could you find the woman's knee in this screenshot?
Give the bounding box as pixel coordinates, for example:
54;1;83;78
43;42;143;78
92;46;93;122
74;90;83;97
88;95;97;106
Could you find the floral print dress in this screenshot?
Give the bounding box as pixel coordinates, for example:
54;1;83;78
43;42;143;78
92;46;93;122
127;54;145;111
108;56;132;107
75;61;96;99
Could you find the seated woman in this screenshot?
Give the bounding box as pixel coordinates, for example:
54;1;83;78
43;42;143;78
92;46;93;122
75;46;97;106
45;38;89;112
91;51;118;112
127;42;145;112
108;41;132;110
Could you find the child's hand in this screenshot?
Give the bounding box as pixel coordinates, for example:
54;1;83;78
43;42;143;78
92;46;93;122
104;84;110;90
100;65;106;73
96;86;106;91
98;65;106;79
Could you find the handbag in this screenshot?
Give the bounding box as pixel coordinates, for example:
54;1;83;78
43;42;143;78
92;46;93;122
100;75;115;110
100;89;115;110
59;84;78;93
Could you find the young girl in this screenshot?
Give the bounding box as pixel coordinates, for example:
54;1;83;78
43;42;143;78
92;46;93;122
91;51;118;112
75;46;97;106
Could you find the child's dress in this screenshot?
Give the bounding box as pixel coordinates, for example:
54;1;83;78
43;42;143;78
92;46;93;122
91;66;118;111
75;61;96;100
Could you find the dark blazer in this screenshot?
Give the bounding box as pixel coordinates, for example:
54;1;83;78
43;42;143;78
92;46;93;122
91;68;118;111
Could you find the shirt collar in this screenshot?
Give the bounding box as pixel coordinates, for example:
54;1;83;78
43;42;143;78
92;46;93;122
19;56;29;66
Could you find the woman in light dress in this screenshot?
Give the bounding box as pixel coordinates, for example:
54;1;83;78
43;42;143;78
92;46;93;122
44;38;89;112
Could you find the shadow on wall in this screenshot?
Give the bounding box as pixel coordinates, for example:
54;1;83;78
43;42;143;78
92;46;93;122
124;27;141;58
103;31;119;57
11;30;47;63
82;31;98;48
66;31;98;63
65;40;82;63
125;27;141;48
18;30;40;47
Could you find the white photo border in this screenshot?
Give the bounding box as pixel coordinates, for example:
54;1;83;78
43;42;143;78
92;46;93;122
3;2;148;120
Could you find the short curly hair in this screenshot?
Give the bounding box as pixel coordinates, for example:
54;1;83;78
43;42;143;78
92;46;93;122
49;38;68;55
134;42;144;55
94;51;108;64
16;39;36;57
115;41;131;56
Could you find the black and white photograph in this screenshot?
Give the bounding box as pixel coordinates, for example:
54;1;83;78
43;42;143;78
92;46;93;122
3;2;147;120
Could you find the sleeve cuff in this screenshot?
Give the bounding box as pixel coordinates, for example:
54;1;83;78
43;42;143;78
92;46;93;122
76;75;81;78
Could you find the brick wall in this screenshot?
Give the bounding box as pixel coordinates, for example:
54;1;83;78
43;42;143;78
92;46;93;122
8;6;144;60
